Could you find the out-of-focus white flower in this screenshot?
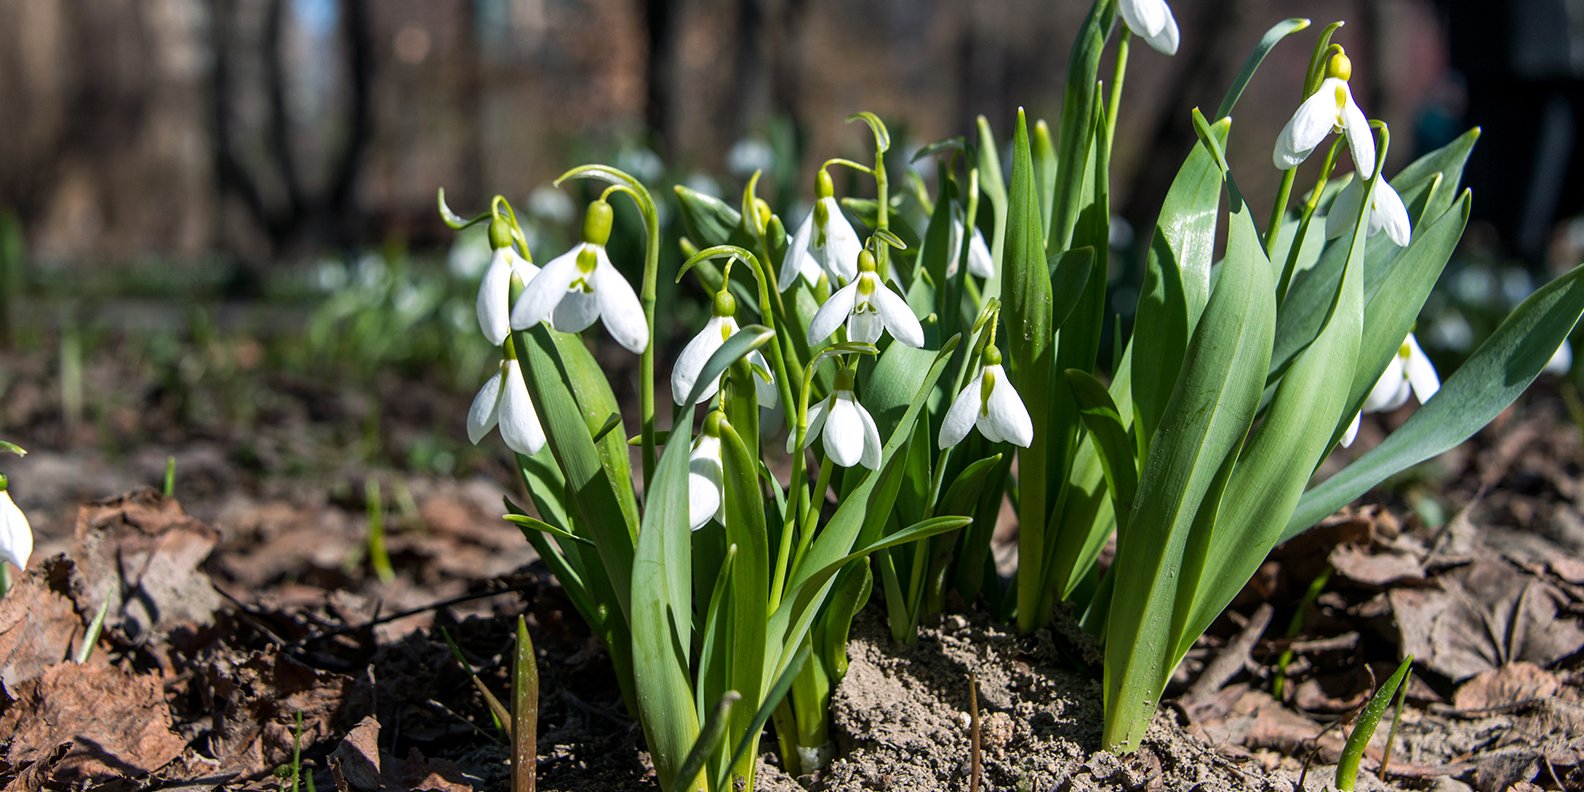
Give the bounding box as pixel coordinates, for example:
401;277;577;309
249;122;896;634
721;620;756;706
788;371;882;469
946;217;995;279
527;186;576;224
808;249;924;347
1341;333;1439;447
1274;52;1376;178
938;346;1034;448
688;427;725;531
783;170;862;290
0;480;33;571
672;291;778;407
1118;0;1180;56
511;200;648;354
1545;339;1573;375
727;138;775;178
467;358;547;456
1326;175;1411;247
477;223;541;346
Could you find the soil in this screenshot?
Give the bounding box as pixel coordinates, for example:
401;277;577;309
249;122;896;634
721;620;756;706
1;339;1581;790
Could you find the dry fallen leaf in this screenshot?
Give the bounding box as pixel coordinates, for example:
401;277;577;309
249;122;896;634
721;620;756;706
0;560;87;690
0;662;186;784
1453;662;1561;711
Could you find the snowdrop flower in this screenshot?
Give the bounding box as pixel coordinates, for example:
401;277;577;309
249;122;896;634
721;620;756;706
672;290;778;407
688;414;727;531
947;216;995;279
1341;334;1439;447
1118;0;1180;56
1325;175;1411;247
782;169;862;291
808;249;924;347
467;358;547;456
477;220;541;346
0;477;32;571
788;368;881;469
938;346;1034;448
1545;339;1573;375
511;200;648;353
1274;52;1376;179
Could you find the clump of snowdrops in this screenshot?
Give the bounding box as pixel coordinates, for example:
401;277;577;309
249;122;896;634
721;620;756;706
443;0;1584;786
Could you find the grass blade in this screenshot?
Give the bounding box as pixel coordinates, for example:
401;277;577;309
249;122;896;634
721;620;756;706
1336;655;1413;791
513;616;539;792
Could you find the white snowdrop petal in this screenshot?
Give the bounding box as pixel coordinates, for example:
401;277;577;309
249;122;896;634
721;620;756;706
1274;84;1340;170
938;376;982;449
591;252;648;353
1152;7;1180;56
0;491;32;570
499;360;547;455
985;367;1034;447
1326;176;1364;241
847;310;884;345
872;284;925;348
672;316;727;406
823;394;866;467
1403;335;1440;404
968;228;995;278
477;250;514;345
553;290;601;332
783;213;816;291
466;369;504;445
1374;181;1412;247
511;247;581;329
791;398;830;453
808;281;860;344
687;437;724;532
820;200;863;283
748;349;779;407
1545;340;1573;375
1118;0;1165;38
1362;353;1407;413
1342;92;1376;179
1340;411;1361;448
856;401;882;470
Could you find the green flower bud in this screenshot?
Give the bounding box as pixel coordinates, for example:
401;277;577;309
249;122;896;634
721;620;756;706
817;168;834;200
703;409;726;437
488;217;513;250
713;289;737;317
982;344;1002;366
583;200;614;246
754;198;772;236
857;249;877;274
1325;50;1352;82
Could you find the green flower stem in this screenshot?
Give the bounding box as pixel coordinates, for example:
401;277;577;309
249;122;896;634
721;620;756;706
792;457;834;572
1264;168;1298;256
681;245;799;425
1276;135;1345;303
1106;29;1131;154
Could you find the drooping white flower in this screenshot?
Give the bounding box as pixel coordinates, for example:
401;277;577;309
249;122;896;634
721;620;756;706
938;346;1034;448
467;358;547;456
788;372;882;469
511;200;648;353
1273;53;1376;179
672;291;778;407
688;428;725;531
947;217;995;279
1325;175;1411;247
782;170;863;291
1118;0;1180;56
477;237;541;346
0;482;32;571
1341;333;1439;447
808;249;925;347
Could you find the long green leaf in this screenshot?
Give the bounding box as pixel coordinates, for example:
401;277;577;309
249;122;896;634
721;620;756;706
1336;655;1414;791
1064;369;1137;535
1284;263;1584;539
1216;19;1312;119
1103;185;1276;753
977;115;1009;301
1049;0;1113;251
718;419;769;785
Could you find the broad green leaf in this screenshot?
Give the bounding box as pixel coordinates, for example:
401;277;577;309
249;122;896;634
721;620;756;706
1064;369;1138;535
715;643;810;792
1049;0;1113;251
1004;109;1056;633
1049;246;1096;332
1034;120;1058;235
674;184;745;248
504;513;592;547
939;453;1005;519
977;115;1010;301
718;418;769;784
1132;118;1229;446
1103;187;1276;753
1284;263;1584;540
818;559;872;681
630;404;701;790
1216;18;1312;119
1047;344;1134;602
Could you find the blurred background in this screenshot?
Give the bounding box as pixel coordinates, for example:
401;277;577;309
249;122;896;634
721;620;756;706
0;0;1580;508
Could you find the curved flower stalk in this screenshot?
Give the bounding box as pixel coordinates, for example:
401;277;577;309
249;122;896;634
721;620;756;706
1274;50;1375;178
1326;174;1411;246
0;475;31;573
672;290;778;407
808;249;925;347
467;356;547;456
687;415;725;531
1118;0;1180;56
788;367;881;469
1341;333;1439;447
938;345;1034;448
476;218;540;346
512;199;648;354
782;169;862;290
